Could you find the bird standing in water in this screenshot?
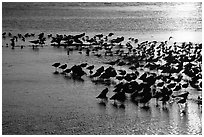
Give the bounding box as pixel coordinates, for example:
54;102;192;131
52;62;61;73
172;92;189;113
86;65;95;75
96;88;109;105
59;64;67;73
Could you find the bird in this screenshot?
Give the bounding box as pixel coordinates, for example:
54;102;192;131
86;65;94;74
29;40;39;45
116;76;124;81
96;87;109;102
182;81;189;88
159;95;170;108
110;91;126;103
59;64;67;72
152;91;162;106
80;62;88;68
108;32;114;37
52;62;61;73
118;69;126;76
177;97;187;104
138;93;152;107
157;81;165;87
169;36;173;40
173;83;182;91
63;68;72;76
197;96;202;105
172;92;189;99
167;82;176;89
139;72;148;81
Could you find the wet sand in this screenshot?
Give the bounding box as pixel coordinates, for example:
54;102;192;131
2;46;202;135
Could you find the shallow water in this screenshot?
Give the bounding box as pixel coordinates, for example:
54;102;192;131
2;46;202;135
2;2;202;42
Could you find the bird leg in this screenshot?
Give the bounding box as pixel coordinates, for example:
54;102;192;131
156;98;159;107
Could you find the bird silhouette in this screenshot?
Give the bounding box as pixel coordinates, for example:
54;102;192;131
182;81;189;88
86;65;94;74
173;83;182;91
118;69;126;76
29;40;39;45
152;91;162;106
177;97;187;104
63;68;72;76
157;81;165;87
52;62;61;73
110;90;126;107
96;87;109;101
172;92;189;99
197;96;202;105
80;63;88;68
59;64;67;72
167;82;176;89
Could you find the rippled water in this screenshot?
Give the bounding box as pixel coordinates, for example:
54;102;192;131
2;46;202;135
2;2;202;42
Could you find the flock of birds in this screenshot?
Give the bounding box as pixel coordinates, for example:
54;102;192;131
2;31;124;49
3;31;202;112
48;32;202;112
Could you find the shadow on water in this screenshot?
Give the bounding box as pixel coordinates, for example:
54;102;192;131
53;72;85;83
97;102;107;108
30;47;40;52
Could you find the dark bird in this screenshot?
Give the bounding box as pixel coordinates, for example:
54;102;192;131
108;32;114;37
52;62;60;72
139;72;147;81
117;61;126;66
173;83;182;91
182;81;189;88
86;65;94;70
116;76;124;81
167;82;176;89
59;64;67;71
80;62;88;68
96;87;109;101
63;68;72;75
197;96;202;105
96;66;104;74
71;65;86;78
169;36;173;40
152;91;163;106
29;40;39;45
177;97;187;104
138;92;152;107
160;95;170;107
157;81;165;87
86;65;94;74
110;91;126;107
129;65;137;72
118;69;126;76
172;92;189;99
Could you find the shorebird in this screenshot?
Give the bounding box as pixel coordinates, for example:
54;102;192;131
96;87;109;102
86;65;94;74
52;62;60;72
79;62;88;68
59;64;67;72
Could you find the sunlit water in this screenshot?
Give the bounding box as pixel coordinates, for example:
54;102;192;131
2;46;202;135
2;2;202;42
